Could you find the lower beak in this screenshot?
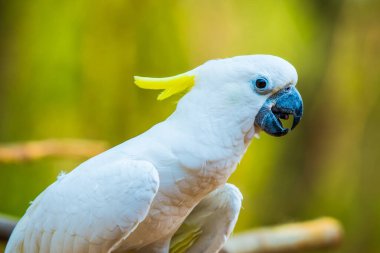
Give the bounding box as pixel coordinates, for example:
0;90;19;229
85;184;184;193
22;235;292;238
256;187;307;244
254;86;303;137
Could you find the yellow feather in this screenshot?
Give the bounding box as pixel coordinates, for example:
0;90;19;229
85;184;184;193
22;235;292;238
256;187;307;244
170;224;202;253
134;74;195;100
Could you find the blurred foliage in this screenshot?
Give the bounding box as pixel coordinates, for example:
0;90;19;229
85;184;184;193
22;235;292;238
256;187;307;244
1;0;380;252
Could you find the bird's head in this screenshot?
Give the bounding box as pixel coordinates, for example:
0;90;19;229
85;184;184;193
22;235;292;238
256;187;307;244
135;55;303;137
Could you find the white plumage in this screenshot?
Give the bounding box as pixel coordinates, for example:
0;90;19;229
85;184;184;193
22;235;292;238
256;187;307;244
6;55;301;253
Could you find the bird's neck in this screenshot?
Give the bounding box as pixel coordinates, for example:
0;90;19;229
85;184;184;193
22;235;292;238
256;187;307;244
160;93;256;177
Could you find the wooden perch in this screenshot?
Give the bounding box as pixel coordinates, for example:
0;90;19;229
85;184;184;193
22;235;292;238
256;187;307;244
0;216;342;252
222;217;343;253
0;139;109;163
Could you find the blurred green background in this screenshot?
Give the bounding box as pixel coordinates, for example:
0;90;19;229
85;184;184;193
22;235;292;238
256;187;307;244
1;0;380;252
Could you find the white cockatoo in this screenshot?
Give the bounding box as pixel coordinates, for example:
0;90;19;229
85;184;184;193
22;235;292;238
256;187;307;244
6;55;303;253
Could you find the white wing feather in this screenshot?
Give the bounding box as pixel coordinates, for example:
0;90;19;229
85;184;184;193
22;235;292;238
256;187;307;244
6;153;159;253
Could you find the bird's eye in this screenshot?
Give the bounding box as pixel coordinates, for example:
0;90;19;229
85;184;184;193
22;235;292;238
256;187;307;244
255;78;267;89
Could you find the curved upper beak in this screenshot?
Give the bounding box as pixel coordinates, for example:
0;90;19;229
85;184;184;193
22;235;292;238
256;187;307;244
254;86;303;137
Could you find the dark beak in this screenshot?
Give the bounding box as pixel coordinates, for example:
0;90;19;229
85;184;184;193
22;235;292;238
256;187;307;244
254;86;303;137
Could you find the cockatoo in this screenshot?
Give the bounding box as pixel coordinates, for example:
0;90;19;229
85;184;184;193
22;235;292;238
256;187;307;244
6;55;303;253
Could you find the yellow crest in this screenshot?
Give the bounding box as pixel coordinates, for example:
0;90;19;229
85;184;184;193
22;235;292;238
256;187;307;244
134;73;195;100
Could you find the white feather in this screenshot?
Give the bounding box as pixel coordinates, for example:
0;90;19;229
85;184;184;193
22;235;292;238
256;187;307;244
6;156;159;253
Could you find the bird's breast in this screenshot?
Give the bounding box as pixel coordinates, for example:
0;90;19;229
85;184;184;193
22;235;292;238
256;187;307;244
118;159;238;251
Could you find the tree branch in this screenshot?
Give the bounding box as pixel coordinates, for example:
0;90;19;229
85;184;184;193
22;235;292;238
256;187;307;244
222;217;343;253
0;139;109;163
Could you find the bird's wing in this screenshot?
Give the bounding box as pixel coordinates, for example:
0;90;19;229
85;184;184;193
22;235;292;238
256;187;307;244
170;183;242;253
6;158;159;253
